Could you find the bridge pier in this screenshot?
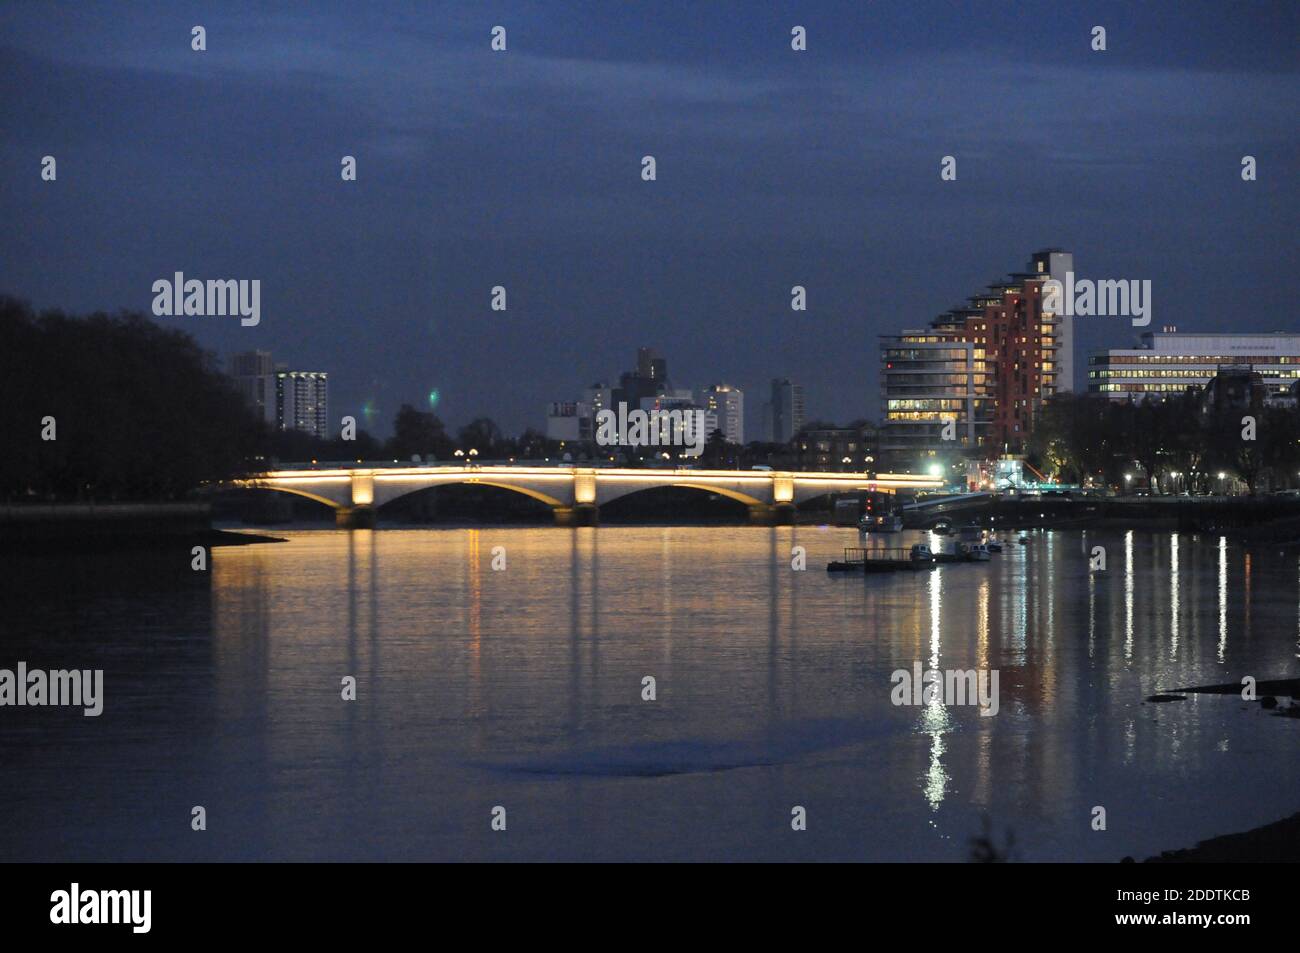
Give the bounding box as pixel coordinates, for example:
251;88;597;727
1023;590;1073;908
747;503;796;525
554;503;598;526
335;506;376;528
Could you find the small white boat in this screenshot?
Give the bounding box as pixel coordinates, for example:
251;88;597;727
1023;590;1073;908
962;543;992;561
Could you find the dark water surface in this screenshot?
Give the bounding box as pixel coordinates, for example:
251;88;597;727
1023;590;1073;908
2;526;1297;861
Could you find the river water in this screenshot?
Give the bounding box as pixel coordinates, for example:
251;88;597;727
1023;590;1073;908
2;526;1297;861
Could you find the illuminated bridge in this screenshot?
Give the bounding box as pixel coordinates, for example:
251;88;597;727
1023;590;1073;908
234;465;944;526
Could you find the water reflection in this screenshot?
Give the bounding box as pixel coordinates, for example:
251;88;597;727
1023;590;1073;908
1170;532;1180;654
922;567;951;810
1124;530;1135;660
2;526;1299;862
1219;536;1228;663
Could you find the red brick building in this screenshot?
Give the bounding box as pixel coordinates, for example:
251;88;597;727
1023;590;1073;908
880;250;1074;466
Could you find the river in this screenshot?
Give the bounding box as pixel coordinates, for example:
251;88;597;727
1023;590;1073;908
1;526;1296;861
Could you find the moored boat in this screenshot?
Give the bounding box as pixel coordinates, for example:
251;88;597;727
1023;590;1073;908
858;513;903;533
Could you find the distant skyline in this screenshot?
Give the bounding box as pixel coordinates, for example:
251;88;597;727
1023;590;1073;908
2;1;1296;436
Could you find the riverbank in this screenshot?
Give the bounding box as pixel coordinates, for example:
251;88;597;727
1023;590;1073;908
0;503;284;553
1138;811;1300;862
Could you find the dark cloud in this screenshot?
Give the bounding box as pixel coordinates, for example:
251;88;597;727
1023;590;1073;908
1;1;1296;437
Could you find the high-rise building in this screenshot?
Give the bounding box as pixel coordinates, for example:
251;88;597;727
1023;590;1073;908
582;382;613;420
769;378;805;444
636;346;667;385
879;335;989;469
698;384;744;444
1088;330;1300;401
229;351;329;438
615;347;670;411
229;350;275;418
230;350;273;378
1035;249;1075;394
273;371;329;438
879;249;1073;463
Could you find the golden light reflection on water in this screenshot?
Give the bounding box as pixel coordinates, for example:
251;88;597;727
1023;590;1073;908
190;525;1300;859
467;529;483;718
976;577;990;670
1244;550;1252;639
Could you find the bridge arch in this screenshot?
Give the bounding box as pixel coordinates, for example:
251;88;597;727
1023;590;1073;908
594;479;766;508
233;480;349;509
264;486;344;509
376;478;566;511
667;482;765;506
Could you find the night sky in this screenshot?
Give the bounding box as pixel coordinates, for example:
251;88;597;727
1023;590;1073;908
2;1;1296;439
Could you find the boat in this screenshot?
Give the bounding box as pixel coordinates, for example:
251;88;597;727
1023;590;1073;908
985;539;1003;553
858;513;903;533
961;542;992;562
909;543;934;567
1018;535;1030;545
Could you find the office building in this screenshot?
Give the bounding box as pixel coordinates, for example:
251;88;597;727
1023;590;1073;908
1088;330;1300;401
